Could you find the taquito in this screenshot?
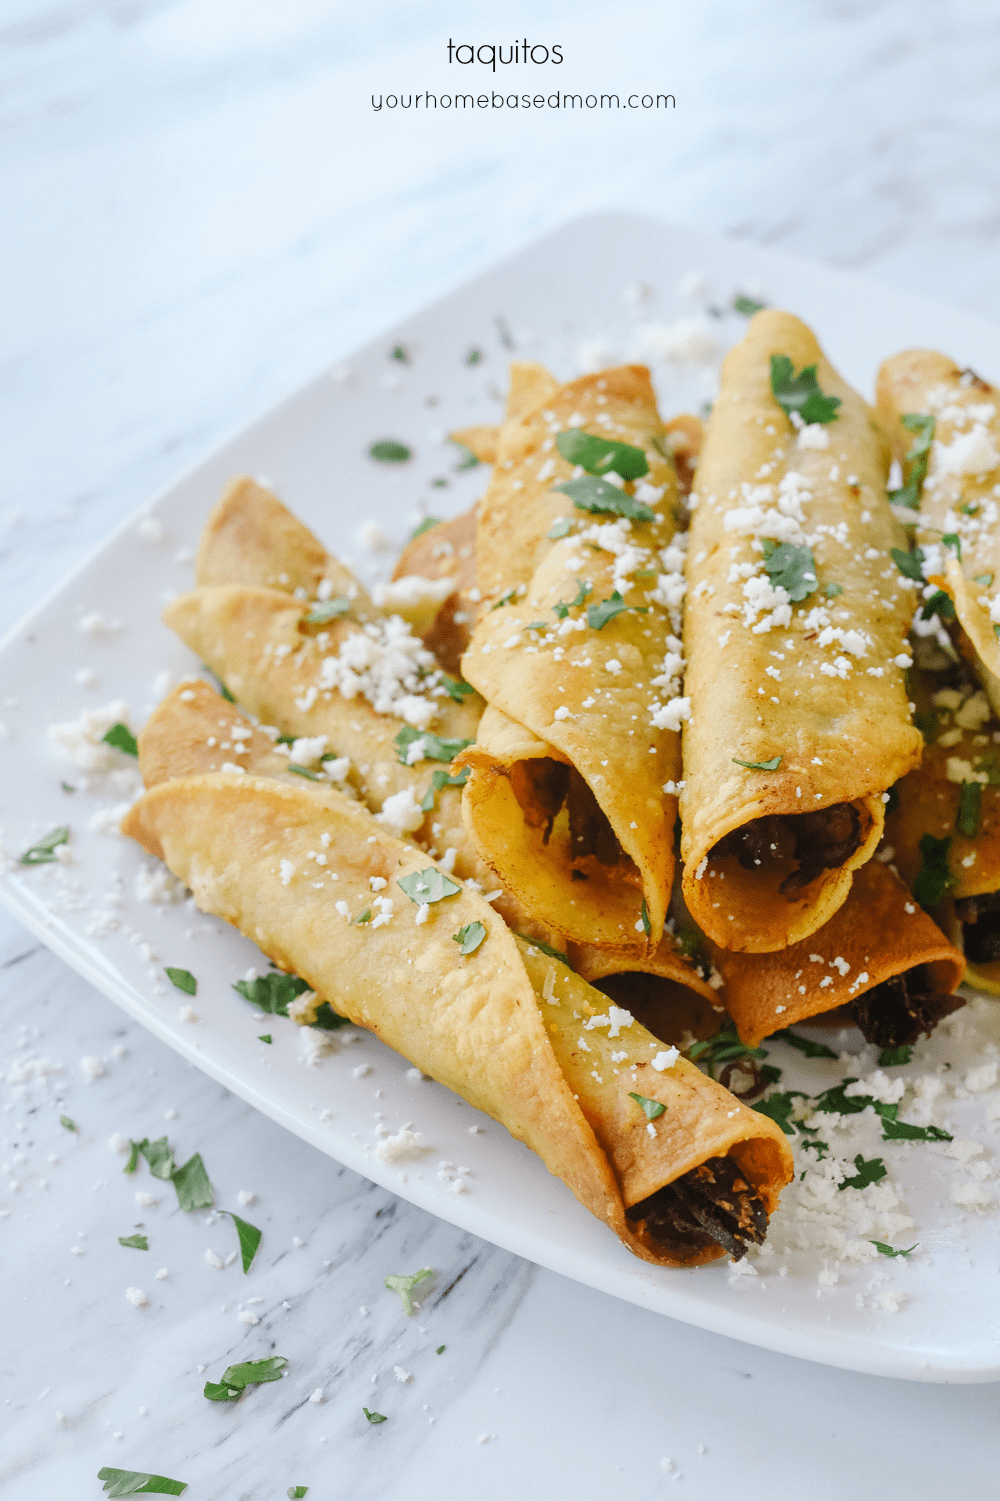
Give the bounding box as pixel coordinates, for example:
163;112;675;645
121;773;791;1266
389;505;479;673
682;310;922;952
876;350;1000;714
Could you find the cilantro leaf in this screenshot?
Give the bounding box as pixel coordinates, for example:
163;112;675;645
733;294;767;316
19;826;69;865
760;538;818;602
103;723;138;757
752;1090;809;1136
97;1469;187;1497
60;1115;76;1131
312;1002;351;1032
139;1137;177;1181
801;1138;829;1160
222;1210;262;1273
409;516;439;540
880;1117;952;1143
353;909;372;926
369;440;411;462
491;586;518;609
440;674;474;702
957;780;982;838
258;1034;272;1044
871;1240;917;1258
165;967;197;996
203;1355;287;1402
890;545;925;582
824;581;843;598
732;755;782;771
838;1153;887;1191
689;1020;767;1078
171;1153;214;1211
118;1233;148;1250
811;1079;870;1115
124;1140;141;1174
548;518;574;540
920;588;955;622
452;921;486;955
397;869;462;905
974;571;994;586
363;1407;387;1424
587;591;648;630
385;1265;433;1315
889;413;936;508
436;1344;446;1355
639;897;651;936
877;1044;913;1068
303;598;350;624
287;764;321;780
555;429;649;480
769;355;841;425
394;726;473;765
515;933;570;965
772;1029;838;1060
465;346;483;365
234;970;310;1016
913;832;955;909
390;344;409;363
942;532;962;561
553;578;593;618
553;476;656;522
629;1091;666;1121
288;1490;309;1499
420;765;469;812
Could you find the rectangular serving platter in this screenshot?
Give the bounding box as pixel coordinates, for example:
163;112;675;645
2;214;999;1382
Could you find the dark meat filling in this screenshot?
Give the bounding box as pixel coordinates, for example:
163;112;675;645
510;759;620;866
850;964;964;1048
713;803;863;897
956;891;1000;965
627;1154;769;1261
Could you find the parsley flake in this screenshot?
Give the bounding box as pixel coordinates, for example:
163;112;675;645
137;1137;177;1180
363;1407;387;1424
877;1044;913;1068
420;765;469;812
957;780;982;838
760;538;818;602
60;1115;76;1131
436;1344;446;1355
824;581;843;598
516;933;570;965
397;869;461;905
555;429;649;480
889;414;935;509
587;591;648;630
103;723;138;757
234;971;308;1017
913;832;955;909
118;1233;148;1250
772;1029;837;1059
553;579;592;618
165;967;196;996
354;909;372;925
920;588;955;623
548;518;574;540
752;1090;810;1136
491;586;517;609
733;294;767;316
258;1034;272;1045
369;440;411;463
409;516;439;540
554;475;656;522
440;674;474;702
871;1240;916;1258
942;532;962;561
732;755;782;771
769;355;841;425
97;1468;187;1496
689;1021;768;1079
303;598;350;624
629;1091;665;1121
390;344;409;363
222;1210;262;1273
204;1356;287;1402
639;897;651;936
287;764;321;780
838;1153;887;1191
890;545;925;582
19;826;69;865
385;1265;433;1315
172;1152;214;1210
452;920;486;955
879;1115;952;1143
974;571;994;587
395;724;474;766
464;346;483;366
289;1490;309;1499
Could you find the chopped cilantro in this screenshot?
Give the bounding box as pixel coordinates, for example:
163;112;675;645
171;1153;214;1211
139;1137;177;1180
769;355;841;425
752;1089;809;1136
587;591;648;630
913;832;955;909
491;586;517;609
689;1020;767;1080
889;413;936;509
313;1002;350;1031
420;765;470;812
920;588;955;622
629;1091;665;1121
440;674;474;702
303;598;350;624
877;1044;913;1068
60;1115;76;1131
165;967;196;996
369;440;411;462
516;933;570;965
838;1153;887;1191
554;475;656;522
879;1116;952;1143
287;764;321;780
409;516;439;540
810;1079;869;1116
385;1265;433;1315
436;1345;446;1355
974;571;994;587
97;1469;187;1496
258;1034;272;1045
733;294;767;316
390;344;409;363
452;442;480;470
957;780;982;838
760;539;818;602
118;1233;148;1250
553;579;593;618
732;755;782;771
363;1407;387;1424
772;1029;838;1059
61;780;75;793
124;1141;141;1174
222;1210;262;1273
19;826;69;865
555;429;649;480
234;971;310;1017
871;1240;916;1258
353;909;372;925
547;517;574;540
801;1138;829;1160
942;532;962;560
289;1490;309;1499
465;347;483;366
204;1355;287;1402
824;582;843;598
639;897;651;936
890;545;925;583
103;723;138;757
452;921;486;955
397;868;462;905
394;726;474;765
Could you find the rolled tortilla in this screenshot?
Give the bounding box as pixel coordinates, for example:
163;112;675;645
389;505;479;672
708;861;964;1048
876;350;1000;714
682;310;922;952
121;773;791;1265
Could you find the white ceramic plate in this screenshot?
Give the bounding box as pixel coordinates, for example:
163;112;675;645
2;215;999;1383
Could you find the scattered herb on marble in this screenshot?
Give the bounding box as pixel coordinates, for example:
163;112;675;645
203;1356;288;1402
385;1265;433;1316
877;1044;913;1068
871;1241;917;1258
390;343;409;363
369;439;411;462
61;780;75;793
19;826;69;865
838;1154;887;1191
102;722;138;757
119;1233;148;1251
553;579;592;618
555;429;649;480
554;475;655;522
889;413;936;508
732;755;782;772
394;726;474;765
420;766;469;812
587;591;648;630
138;1137;177;1180
761;538;818;602
165;967;197;996
60;1115;76;1131
303;598;350;624
629;1092;666;1121
436;1345;446;1355
97;1468;187;1496
258;1034;272;1045
171;1152;215;1210
221;1211;262;1274
452;921;486;955
288;1489;309;1499
397;869;461;905
769;355;841;424
772;1029;838;1060
913;833;955;909
363;1407;387;1424
957;780;982;838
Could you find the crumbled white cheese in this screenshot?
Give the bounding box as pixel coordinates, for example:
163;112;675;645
375;787;425;835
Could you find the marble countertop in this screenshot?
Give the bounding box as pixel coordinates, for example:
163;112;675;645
3;2;1000;1495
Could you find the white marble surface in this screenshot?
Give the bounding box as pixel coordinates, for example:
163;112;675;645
3;1;1000;1495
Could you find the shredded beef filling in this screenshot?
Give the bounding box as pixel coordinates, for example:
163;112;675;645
510;759;620;866
713;803;863;897
956;891;1000;965
849;964;964;1048
627;1154;769;1261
